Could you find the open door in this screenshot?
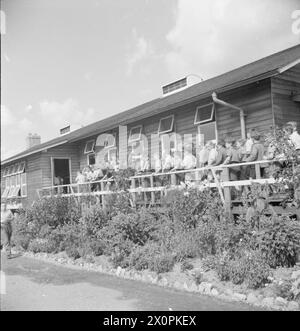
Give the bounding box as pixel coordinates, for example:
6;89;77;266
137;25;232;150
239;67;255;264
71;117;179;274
52;158;71;186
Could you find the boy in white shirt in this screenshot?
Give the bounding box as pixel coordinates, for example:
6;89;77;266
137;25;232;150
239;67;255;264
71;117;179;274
286;121;300;151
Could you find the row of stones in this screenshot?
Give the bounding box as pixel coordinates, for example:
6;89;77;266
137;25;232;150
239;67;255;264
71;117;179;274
24;252;300;311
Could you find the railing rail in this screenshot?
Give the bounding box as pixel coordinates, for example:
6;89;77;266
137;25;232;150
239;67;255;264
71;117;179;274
37;157;292;209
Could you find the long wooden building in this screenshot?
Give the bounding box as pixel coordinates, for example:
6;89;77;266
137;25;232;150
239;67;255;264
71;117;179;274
1;45;300;209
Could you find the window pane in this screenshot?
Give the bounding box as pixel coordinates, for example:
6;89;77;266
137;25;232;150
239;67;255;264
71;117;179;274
88;153;96;165
84;140;95;154
129;126;142;142
12;164;19;174
18;162;25;173
1;187;9;199
195;104;214;124
21;173;27;185
198;122;216;145
159;116;174;134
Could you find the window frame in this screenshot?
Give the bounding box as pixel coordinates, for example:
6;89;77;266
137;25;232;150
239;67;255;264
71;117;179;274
17;161;26;174
128;125;143;143
158;115;175;135
87;152;96;166
104;134;116;149
21;173;27;197
194;103;215;125
84;140;95;154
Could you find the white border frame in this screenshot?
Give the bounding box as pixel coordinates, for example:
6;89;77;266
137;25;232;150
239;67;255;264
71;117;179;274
128;125;143;143
194;103;215;125
158;115;175;135
84;140;95;154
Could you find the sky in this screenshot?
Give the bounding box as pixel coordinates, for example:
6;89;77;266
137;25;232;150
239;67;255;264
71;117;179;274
1;0;299;160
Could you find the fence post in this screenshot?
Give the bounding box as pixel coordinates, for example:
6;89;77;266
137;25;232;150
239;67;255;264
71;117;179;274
171;173;176;186
150;175;155;205
221;167;231;212
255;163;261;179
131;178;136;207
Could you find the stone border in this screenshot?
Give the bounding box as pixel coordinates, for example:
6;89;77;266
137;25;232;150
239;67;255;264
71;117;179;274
20;251;299;311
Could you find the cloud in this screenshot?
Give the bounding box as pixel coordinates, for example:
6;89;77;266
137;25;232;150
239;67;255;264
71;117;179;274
1;99;97;160
1;105;15;126
126;29;154;75
40;98;96;130
165;0;300;80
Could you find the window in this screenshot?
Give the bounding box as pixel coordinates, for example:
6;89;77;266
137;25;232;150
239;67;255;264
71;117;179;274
158;115;174;134
129;125;142;143
21;173;27;197
194;103;215;125
8;176;16;198
2;167;8;177
1;177;10;198
17;161;25;174
104;134;116;148
84;140;95;154
87;153;96;166
198;122;217;145
2;162;27;198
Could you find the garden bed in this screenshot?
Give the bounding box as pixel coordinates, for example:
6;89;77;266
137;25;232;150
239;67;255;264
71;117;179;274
11;185;300;311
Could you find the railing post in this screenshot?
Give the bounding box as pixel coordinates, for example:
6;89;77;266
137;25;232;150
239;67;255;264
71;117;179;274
150;175;155;205
171;173;176;186
100;182;106;209
221;167;231;212
255;163;261;179
131;178;136;207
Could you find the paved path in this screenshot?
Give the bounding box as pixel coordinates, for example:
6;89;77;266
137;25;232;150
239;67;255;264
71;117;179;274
0;254;257;311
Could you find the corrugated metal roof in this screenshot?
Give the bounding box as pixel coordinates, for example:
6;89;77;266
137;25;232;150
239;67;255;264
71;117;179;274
2;44;300;165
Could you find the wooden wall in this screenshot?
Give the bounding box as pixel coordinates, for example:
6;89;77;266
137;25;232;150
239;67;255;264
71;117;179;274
75;79;273;170
41;143;81;188
272;64;300;127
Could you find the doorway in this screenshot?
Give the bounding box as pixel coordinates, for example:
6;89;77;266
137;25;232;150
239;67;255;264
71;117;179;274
52;158;71;186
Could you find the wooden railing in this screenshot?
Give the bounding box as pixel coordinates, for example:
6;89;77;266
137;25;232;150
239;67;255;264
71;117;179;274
37;158;292;210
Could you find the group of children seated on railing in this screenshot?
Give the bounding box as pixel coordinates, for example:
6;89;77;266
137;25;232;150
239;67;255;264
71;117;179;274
74;121;300;188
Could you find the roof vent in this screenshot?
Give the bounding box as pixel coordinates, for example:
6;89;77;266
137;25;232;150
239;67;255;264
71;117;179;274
162;74;203;97
60;125;71;135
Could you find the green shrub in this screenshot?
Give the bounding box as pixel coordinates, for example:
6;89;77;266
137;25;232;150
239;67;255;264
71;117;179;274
148;252;176;274
181;260;194;272
215;250;270;288
28;238;57;254
128;242;161;271
254;216;300;268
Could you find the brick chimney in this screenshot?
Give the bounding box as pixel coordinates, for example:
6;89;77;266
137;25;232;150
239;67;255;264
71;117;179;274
26;133;41;149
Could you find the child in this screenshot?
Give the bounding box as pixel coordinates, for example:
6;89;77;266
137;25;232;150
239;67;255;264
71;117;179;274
244;130;254;158
286;121;300;152
224;137;242;181
242;131;265;179
207;141;218;166
212;138;227;166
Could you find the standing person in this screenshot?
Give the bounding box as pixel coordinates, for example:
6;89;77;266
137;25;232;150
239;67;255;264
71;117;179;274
212;138;227;166
1;203;14;259
223;137;242;181
242;131;265;179
286;121;300;154
244;130;254;159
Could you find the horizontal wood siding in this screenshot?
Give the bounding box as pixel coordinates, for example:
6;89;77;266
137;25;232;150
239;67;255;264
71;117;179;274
26;153;43;205
272;64;300;127
216;79;273;138
1;154;43;207
74;80;272;171
41;143;80;188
